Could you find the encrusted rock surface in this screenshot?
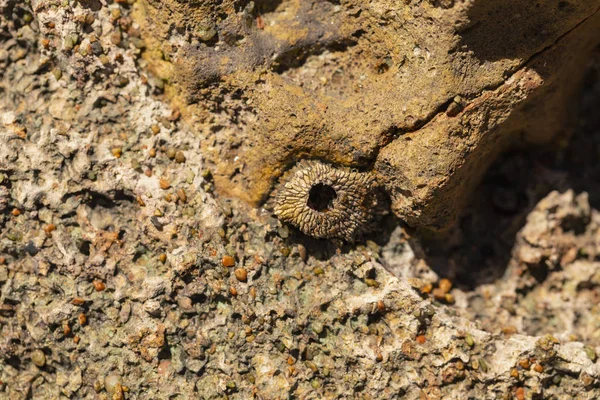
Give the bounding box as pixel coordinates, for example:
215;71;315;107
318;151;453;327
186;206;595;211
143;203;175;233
1;1;600;399
138;0;600;230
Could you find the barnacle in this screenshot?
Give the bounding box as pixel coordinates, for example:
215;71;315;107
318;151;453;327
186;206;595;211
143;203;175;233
273;161;388;241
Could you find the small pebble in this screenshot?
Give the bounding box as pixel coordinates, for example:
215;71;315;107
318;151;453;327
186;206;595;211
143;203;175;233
234;268;248;282
177;188;187;203
71;297;85;306
515;387;525;400
277;225;289;238
158;360;171;375
222;256;235;267
111;32;122;45
198;25;217;42
465;334;475;347
31;349;46;367
478;358;489;372
159;178;171;190
311;321;324;334
365;278;379;288
519;358;531;370
279;246;291;257
111;9;122;20
116;76;129;87
297;244;307;262
438;278;452;293
177;296;192;310
420;282;433;294
585;345;597;362
104;374;121;395
432;288;446;301
175;151;186;163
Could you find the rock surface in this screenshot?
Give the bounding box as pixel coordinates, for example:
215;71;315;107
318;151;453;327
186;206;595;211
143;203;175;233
139;0;600;229
1;1;600;399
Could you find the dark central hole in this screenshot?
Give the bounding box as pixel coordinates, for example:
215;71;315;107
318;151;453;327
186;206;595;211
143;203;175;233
307;183;337;212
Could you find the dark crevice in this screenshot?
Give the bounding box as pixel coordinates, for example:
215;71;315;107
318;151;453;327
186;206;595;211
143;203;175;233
60;189;135;209
157;336;172;360
254;0;284;14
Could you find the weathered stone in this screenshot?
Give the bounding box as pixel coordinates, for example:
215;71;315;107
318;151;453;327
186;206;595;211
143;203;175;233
137;0;600;230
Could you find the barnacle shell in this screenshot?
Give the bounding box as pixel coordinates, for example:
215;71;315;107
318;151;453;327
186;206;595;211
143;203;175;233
273;161;387;241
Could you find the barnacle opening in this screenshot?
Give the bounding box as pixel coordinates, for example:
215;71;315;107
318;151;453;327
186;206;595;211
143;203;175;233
307;183;337;212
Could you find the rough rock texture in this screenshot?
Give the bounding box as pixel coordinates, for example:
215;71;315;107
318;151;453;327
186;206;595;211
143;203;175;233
1;1;600;399
138;0;600;230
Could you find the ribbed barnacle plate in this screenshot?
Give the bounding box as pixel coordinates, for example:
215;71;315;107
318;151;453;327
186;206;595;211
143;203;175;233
273;161;386;241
